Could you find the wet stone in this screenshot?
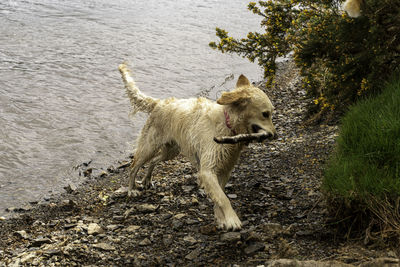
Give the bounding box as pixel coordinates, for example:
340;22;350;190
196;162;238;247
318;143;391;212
87;223;104;235
111;187;128;199
244;242;265;255
64;183;77;194
93;243;115;251
139;238;152;246
220;232;241;242
14;230;29;239
29;237;52;248
185;247;201;261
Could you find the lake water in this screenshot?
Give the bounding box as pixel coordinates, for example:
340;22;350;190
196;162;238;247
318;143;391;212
0;0;262;215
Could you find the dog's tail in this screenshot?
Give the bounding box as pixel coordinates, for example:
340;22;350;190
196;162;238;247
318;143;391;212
119;63;158;115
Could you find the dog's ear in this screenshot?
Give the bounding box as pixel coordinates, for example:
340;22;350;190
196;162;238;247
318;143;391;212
236;74;250;88
217;89;251;106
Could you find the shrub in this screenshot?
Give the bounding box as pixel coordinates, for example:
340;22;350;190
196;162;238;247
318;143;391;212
323;75;400;240
210;0;400;118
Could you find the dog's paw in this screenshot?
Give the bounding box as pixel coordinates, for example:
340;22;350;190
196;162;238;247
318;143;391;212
217;212;242;231
127;189;141;198
142;179;154;190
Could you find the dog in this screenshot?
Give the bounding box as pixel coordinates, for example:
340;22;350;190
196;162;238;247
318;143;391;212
343;0;362;17
119;63;277;230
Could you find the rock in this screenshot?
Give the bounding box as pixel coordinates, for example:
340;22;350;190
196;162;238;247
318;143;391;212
136;204;158;213
185;247;201;261
64;223;77;230
106;224;122;231
118;161;130;169
139;238;151;246
125;225;141;233
220;232;241;242
172;220;183;230
191;196;199;205
227;193;238;199
87;223;104;235
241;230;261;242
14;230;29;239
111;187;129;199
263;223;284;238
182;185;195;193
0;216;5;221
200;225;217;235
359;258;399;267
83;168;93;177
163;235;173;246
44;249;62;256
185;218;198;225
93;243;115;251
6;207;18;212
183;235;198;244
60;199;76;210
173;213;186;219
30;237;52;247
124;204;158;217
244;242;265;255
113;215;124;221
64;183;77;193
266;259;353;267
20;252;37;264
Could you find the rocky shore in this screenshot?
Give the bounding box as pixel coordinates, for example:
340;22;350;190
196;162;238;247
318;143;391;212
1;60;398;266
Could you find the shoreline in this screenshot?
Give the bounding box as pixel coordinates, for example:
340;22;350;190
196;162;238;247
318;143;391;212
1;60;398;266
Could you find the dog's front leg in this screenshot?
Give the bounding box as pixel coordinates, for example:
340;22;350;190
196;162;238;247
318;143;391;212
199;170;242;230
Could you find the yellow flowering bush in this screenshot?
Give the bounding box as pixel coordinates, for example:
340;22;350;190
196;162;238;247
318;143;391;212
210;0;400;117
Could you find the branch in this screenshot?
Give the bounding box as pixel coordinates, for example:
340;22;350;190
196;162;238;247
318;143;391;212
214;132;272;144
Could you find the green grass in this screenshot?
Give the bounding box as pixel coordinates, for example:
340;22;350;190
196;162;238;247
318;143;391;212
323;74;400;202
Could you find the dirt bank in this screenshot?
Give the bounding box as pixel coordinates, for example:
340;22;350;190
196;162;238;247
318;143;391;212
0;60;398;266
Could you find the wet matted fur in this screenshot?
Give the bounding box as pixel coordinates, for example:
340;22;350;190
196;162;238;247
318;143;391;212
119;63;277;230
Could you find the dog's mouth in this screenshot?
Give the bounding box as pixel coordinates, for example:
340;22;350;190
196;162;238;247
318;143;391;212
251;124;263;134
251;124;276;141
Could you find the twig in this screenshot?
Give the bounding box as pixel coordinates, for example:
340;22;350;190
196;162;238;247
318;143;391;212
214;132;271;144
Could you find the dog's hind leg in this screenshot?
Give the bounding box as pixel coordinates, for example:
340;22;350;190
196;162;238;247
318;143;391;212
128;143;160;197
142;142;180;189
199;170;242;230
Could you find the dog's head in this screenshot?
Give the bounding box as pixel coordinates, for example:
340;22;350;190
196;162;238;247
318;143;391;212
217;75;277;139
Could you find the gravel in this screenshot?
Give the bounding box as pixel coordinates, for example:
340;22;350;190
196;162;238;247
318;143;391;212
0;59;398;266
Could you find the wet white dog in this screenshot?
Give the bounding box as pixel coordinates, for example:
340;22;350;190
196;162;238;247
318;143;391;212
119;63;277;230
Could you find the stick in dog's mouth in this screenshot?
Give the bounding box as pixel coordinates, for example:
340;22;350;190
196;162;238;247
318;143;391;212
214;132;274;144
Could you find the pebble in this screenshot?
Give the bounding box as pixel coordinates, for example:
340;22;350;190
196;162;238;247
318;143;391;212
220;232;241;242
185;247;201;261
136;204;158;213
227;193;238;199
125;225;141;233
106;224;121;231
14;230;29;239
92;243;115;251
173;213;186;219
111;187;128;199
64;183;77;194
183;235;197;244
29;237;52;248
139;238;152;246
244;242;265;255
87;223;104;235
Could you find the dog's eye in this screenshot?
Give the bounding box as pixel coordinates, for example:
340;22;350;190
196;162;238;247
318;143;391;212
262;111;270;119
